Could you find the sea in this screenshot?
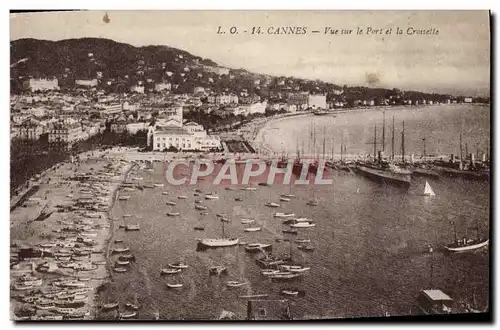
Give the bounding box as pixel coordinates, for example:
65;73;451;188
99;104;490;320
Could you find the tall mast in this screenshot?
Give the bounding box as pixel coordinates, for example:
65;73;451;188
313;122;317;158
429;247;434;288
373;125;377;160
296;132;299;159
391;115;395;160
459;131;463;161
401;121;405;163
322;126;326;160
221;220;225;239
423;138;426;161
331;137;334;161
382;110;386;152
465;143;468;161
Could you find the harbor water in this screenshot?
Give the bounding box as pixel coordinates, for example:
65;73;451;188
102;104;490;320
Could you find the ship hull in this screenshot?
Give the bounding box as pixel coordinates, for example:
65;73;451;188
356;166;411;187
445;239;489;252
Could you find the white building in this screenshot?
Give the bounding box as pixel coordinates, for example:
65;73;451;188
23;78;59;92
155;82;172;92
75;79;98;87
130;85;145;94
308;94;327;109
48;122;83;144
464;97;473;103
207;94;239;105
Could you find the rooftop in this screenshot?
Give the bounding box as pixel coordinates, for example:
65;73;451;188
422;290;453;302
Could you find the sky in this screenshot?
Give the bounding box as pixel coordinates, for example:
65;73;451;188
10;10;491;97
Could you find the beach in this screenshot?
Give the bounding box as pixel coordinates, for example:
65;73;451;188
10;147;133;320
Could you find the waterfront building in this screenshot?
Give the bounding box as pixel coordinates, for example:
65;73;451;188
130;85;145;94
18;118;45;140
75;79;98;87
23;78;59;92
464;97;473;103
308;94;327;109
207;94;239;105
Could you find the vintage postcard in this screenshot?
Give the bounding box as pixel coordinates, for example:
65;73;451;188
9;10;490;321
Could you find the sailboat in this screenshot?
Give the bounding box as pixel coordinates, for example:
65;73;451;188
198;218;239;248
424;181;436;196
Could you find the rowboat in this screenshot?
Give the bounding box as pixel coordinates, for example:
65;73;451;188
244;227;262;232
268;272;304;280
279;197;291;202
102;302;119;310
243;187;257;191
166;212;180;216
116;260;130;266
114;267;128;273
226;281;247;288
282;228;298;235
166;201;176;206
125;224;140;231
275;212;295;218
177;196;188;200
166;283;183;288
112;247;130;253
216;213;228;218
235;197;243;202
245;243;271;252
118;196;131;201
119;312;137;319
280;265;311;273
161;268;182;275
162;192;169;195
168;263;189;269
205;194;219;200
295;238;311;244
265;202;280;208
297;245;315;252
194;226;205;231
291;222;316;228
154;183;164;188
195;205;207;210
241;219;255;224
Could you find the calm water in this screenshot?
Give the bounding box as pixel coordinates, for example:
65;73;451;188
102;105;490;320
262;104;490;159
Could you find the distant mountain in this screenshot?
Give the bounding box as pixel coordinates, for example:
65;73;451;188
10;37;474;103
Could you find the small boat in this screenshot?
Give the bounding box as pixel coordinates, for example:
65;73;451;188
123;187;135;192
244;227;262;232
166;283;183;289
199;238;239;247
424;181;436;196
125;224;140;231
102;302;119;310
281;289;299;296
194;200;203;204
274;212;295;218
306;200;319;206
268;272;304;280
143;184;154;189
297;245;315;252
245;243;271;252
205;194;219;200
177;195;188;199
195;205;207;210
241;219;255;224
116;260;130;266
123;214;133;218
161;268;182;275
114;267;128;273
195;188;204;193
14;283;33;291
168;262;189;269
291;222;316;228
154;183;164;188
235;197;243;202
209;266;228;275
238;241;248;246
216;213;228;218
119;254;135;261
226;281;247;288
279;197;291;202
125;303;139;310
445;238;489;252
119;311;137;319
194;226;205;231
261;269;280;275
281;194;295;198
162;192;169;195
258;182;269;187
112;247;130;253
281;265;311;273
118;196;131;201
295;238;311;244
193;193;200;197
243;187;257;191
282;228;298;235
265;202;280;208
166;201;177;206
166;212;180;217
225;187;236;191
114;239;123;243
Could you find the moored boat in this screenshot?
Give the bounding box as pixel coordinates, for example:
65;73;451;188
226;281;247;288
166;201;176;206
244;227;262;232
166;283;183;289
291;222;316;228
166;212;180;217
274;212;295;218
245;243;272;252
161;268;182;275
265;202;280;208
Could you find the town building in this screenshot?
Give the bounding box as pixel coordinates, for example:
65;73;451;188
155;82;172;92
130;85;145;94
464;97;473;103
48;122;83;144
23;78;59;92
17;118;45;140
75;79;98;87
308;94;327;109
207;94;239;105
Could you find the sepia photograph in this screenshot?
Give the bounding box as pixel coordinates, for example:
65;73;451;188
8;10;490;321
